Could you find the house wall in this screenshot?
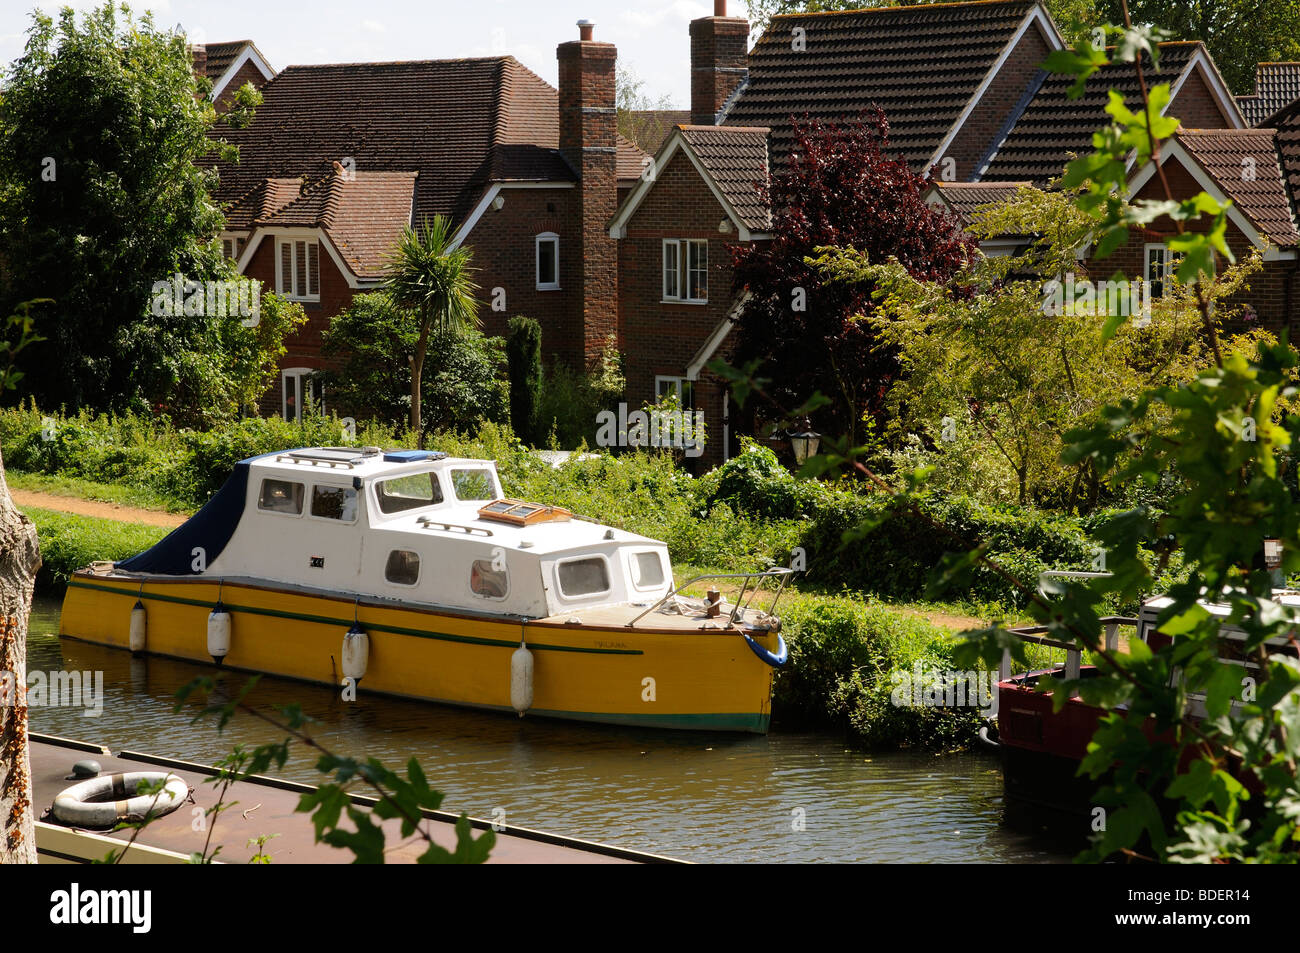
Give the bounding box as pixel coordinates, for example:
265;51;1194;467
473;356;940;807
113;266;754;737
1170;67;1234;128
461;186;583;366
946;23;1053;182
1105;161;1296;328
215;59;271;112
618;148;745;468
242;232;359;417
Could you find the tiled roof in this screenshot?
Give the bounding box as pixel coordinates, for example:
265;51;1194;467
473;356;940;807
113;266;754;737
982;43;1199;185
1267;98;1300;213
251;169;419;280
678;125;772;231
210;57;576;226
1176;129;1299;246
722;0;1041;171
203;41;249;80
223;177;301;229
1237;63;1300;126
929;181;1028;223
617;136;650;184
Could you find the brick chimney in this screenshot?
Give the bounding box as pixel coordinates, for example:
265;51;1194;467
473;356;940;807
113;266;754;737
690;0;749;126
557;19;618;368
188;44;208;85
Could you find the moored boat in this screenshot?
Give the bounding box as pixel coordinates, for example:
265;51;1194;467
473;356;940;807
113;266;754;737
59;446;789;732
988;588;1300;821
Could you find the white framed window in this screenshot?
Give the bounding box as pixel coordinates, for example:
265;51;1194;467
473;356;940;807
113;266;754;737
282;367;323;422
385;550;421;586
629;551;665;590
470;558;509;600
221;234;246;261
536;233;560;290
663;239;707;303
257;478;304;516
556;555;611;599
277;238;320;301
310;484;358;522
1143;243;1196;297
655;375;696;410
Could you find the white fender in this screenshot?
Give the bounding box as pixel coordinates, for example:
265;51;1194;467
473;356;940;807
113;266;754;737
52;772;189;828
342;622;369;682
510;644;534;715
207;602;231;664
129;599;147;653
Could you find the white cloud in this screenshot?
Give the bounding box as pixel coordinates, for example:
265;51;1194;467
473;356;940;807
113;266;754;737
621;0;710;30
361;19;385;33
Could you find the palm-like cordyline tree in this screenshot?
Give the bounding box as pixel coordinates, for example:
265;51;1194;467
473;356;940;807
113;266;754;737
383;216;480;447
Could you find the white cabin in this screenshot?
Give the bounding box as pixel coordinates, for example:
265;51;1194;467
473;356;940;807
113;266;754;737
196;447;674;619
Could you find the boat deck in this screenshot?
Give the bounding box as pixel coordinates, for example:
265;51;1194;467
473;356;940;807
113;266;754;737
533;598;756;631
29;734;677;864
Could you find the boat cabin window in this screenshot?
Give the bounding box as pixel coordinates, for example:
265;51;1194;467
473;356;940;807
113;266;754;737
630;551;665;589
385;550;420;586
470;559;508;599
258;479;304;515
451;468;497;502
311;485;358;522
376;472;444;515
557;557;610;598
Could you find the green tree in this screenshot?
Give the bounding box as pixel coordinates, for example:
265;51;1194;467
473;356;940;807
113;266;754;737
383;217;481;447
1097;0;1300;92
819;185;1272;509
616;64;678;154
0;3;265;414
320;292;506;437
720;5;1300;862
506;316;543;446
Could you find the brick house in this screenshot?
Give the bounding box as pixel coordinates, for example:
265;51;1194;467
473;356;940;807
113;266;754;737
191;40;276;112
611;0;1070;465
962;42;1298;328
209;23;646;420
611;1;1300;467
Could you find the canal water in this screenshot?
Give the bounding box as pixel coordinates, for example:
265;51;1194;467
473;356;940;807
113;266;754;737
25;595;1062;862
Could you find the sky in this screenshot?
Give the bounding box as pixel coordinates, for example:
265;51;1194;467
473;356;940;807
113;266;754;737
0;0;752;108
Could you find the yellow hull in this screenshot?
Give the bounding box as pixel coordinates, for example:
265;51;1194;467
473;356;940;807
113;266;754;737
60;572;778;732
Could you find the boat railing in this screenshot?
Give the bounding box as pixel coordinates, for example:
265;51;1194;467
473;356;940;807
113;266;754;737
626;567;794;629
416;516;494;537
1000;615;1141;697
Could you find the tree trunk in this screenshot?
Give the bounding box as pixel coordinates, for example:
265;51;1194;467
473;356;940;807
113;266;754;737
0;443;40;863
411;312;433;451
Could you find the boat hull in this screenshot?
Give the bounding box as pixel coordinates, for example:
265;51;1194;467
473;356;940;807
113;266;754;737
60;572;778;732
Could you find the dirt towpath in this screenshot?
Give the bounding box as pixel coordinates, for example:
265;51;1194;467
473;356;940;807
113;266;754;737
11;488;187;528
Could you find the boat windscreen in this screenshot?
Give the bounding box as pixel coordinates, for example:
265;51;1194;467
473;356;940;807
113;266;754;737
376;472;444;514
451;468;497;501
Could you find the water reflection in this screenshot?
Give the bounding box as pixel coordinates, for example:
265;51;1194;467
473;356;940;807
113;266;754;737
27;595;1059;862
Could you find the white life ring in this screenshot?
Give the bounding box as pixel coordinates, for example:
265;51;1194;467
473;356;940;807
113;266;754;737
52;772;189;829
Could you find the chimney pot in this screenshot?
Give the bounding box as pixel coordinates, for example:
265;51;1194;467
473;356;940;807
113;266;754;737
714;0;727;15
577;19;595;41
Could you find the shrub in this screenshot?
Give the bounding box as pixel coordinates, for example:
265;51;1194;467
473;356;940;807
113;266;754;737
506;316;543;446
23;507;169;591
773;594;984;749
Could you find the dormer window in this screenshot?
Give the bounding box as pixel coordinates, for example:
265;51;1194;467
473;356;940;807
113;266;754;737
277;239;320;301
536;233;560;290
